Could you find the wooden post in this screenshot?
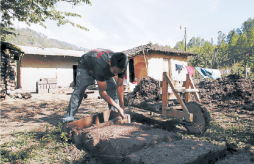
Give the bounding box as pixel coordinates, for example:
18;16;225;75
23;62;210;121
162;72;193;122
187;74;201;102
164;72;190;114
162;72;168;109
185;74;191;103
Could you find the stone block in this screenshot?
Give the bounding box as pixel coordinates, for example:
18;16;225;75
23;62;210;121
37;80;47;84
47;78;57;83
38;88;48;94
83;124;180;164
63;110;130;144
124;139;227;164
48;88;58;93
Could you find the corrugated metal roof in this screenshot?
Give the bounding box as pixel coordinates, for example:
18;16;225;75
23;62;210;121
123;43;197;58
17;45;87;57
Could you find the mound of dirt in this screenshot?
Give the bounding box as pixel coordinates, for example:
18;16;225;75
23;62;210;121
196;74;254;113
125;74;254;114
125;77;160;108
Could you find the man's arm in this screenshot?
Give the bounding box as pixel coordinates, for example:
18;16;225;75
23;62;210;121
116;77;124;110
97;80;125;118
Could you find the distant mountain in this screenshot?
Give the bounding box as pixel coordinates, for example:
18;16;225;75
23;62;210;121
5;28;89;51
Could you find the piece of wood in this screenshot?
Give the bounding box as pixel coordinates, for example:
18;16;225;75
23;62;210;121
162;72;168;109
184;89;199;92
168;87;199;93
163;72;191;116
185;74;191;103
173;88;199;93
163;106;182;110
187;74;201;102
64;110;130;131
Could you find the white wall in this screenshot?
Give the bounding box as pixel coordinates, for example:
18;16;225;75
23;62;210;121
148;58;169;81
20;54;78;92
170;59;188;81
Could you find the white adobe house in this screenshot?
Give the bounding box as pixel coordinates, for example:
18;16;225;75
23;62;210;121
17;45;87;92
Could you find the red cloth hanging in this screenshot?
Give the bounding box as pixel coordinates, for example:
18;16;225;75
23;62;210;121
185;66;194;76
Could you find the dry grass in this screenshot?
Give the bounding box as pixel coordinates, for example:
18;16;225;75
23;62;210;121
1;93;253;163
0;123;90;164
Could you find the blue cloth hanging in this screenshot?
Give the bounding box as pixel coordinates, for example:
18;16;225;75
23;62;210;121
194;67;209;78
203;68;221;79
175;64;182;73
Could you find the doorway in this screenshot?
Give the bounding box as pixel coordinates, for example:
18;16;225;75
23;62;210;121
73;65;77;87
129;59;135;82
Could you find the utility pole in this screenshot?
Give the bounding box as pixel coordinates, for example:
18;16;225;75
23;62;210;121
180;26;187;51
185;27;187;51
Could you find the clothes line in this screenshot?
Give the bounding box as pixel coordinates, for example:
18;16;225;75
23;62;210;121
194;67;223;79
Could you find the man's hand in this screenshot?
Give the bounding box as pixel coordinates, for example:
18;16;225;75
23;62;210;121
119;108;125;118
97;80;125;118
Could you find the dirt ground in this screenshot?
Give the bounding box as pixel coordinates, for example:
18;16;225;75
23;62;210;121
0;90;110;145
124;74;254;163
1;74;254;163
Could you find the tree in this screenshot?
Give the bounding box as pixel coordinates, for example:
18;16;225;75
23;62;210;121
242;18;254;34
177;17;254;77
1;0;91;41
186;37;216;68
174;40;185;51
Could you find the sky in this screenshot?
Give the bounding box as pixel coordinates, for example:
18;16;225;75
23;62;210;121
14;0;254;52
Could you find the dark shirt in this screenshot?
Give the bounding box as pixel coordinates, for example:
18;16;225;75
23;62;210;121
78;49;126;82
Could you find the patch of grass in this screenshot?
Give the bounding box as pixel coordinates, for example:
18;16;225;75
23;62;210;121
180;117;254;148
61;106;68;111
1;124;87;164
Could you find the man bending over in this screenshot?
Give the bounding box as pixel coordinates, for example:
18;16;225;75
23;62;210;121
61;49;128;123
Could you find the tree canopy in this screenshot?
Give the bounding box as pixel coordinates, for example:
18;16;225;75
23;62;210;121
175;18;254;76
1;0;91;41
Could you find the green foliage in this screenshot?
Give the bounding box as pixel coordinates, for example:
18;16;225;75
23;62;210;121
1;0;91;41
174;40;185;51
60;132;68;141
223;18;254;73
180;17;254;77
186;37;217;68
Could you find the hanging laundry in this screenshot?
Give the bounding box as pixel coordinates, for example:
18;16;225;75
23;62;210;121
220;69;230;75
220;70;225;75
246;68;251;74
175;64;182;73
220;69;226;75
185;66;194;76
201;68;211;76
203;68;221;79
194;67;209;78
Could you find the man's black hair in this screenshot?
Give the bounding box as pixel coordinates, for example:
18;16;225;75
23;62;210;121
110;52;128;69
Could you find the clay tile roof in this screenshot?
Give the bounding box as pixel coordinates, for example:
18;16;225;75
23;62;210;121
122;43;197;58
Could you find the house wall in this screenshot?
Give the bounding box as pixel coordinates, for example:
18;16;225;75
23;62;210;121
132;52;188;100
19;54;79;92
133;54;148;83
132;52;187;83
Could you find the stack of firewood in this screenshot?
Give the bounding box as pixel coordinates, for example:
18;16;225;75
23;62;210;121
1;50;7;99
9;91;32;99
1;49;17;98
